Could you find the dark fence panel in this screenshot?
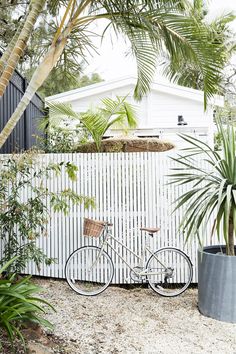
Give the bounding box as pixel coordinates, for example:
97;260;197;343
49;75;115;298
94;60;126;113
0;68;45;153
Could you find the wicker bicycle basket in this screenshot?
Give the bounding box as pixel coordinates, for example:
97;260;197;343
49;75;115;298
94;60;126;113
83;218;105;237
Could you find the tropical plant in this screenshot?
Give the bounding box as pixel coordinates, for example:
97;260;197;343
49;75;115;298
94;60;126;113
169;119;236;256
46;96;137;151
0;1;24;48
0;151;95;273
81;97;138;151
0;257;54;350
0;1;103;98
0;0;46;96
160;0;236;93
0;0;229;149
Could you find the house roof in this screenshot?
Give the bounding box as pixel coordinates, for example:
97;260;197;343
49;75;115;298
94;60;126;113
46;76;224;107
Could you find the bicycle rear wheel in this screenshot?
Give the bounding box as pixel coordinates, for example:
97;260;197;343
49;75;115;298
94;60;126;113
146;247;193;297
65;246;114;296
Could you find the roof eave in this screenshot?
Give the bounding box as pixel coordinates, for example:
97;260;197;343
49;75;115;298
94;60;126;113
45;76;224;107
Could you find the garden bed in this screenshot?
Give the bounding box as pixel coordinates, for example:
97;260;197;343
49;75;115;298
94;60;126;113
76;137;175;153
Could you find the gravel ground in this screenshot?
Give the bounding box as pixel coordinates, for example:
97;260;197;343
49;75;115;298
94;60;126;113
35;278;236;354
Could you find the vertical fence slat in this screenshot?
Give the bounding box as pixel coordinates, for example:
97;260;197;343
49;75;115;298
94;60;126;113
2;151;223;283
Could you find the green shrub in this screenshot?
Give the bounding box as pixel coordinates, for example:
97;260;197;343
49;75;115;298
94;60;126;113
0;151;95;273
0;258;54;350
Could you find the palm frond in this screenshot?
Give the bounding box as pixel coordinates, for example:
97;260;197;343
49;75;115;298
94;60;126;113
80;109;107;150
81;0;227;103
46;96;137;151
158;7;235;95
47;101;80;126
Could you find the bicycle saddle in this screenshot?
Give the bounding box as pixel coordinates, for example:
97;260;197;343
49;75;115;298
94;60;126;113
140;227;160;234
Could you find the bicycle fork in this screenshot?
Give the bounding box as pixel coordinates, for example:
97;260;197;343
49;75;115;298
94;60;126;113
87;243;107;273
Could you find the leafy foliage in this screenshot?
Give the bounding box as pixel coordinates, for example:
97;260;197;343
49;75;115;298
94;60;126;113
160;1;236;94
86;0;228;104
41;127;89;153
1;0;230;103
169;120;236;256
0;151;95;272
80;96;137;151
214;102;236;149
38;71;103;98
0;257;54;350
0;0;232;151
46;96;138;152
0;1;103;97
0;1;28;49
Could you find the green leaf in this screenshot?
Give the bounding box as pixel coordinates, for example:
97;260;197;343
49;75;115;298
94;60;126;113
170;117;236;254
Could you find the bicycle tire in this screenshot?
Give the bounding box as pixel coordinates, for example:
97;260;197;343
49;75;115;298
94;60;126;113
65;245;114;296
146;247;193;297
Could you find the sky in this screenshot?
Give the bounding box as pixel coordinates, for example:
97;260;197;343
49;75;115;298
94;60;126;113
85;0;236;81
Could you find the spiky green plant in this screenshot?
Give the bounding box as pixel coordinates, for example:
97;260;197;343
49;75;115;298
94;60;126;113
169;119;236;256
0;257;54;349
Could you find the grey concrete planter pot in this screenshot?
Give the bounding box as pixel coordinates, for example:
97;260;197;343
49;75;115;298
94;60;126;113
198;245;236;323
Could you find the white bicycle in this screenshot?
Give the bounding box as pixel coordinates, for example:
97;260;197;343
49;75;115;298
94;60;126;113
65;218;193;297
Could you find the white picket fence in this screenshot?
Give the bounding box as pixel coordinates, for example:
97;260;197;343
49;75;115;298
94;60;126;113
17;152;217;283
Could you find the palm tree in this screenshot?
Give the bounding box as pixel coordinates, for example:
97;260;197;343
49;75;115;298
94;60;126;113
0;22;24;76
0;0;46;97
0;0;229;149
160;1;236;92
46;96;137;151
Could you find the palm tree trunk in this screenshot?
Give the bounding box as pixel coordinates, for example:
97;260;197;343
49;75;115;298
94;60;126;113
0;22;24;75
0;0;46;98
0;27;72;149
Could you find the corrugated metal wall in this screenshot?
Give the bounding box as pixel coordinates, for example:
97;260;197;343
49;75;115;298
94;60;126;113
17;152;218;284
0;68;45;153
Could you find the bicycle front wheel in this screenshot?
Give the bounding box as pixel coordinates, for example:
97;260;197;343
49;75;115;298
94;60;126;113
65;246;114;296
146;247;193;297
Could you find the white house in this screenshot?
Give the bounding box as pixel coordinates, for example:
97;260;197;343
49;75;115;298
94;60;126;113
46;76;224;149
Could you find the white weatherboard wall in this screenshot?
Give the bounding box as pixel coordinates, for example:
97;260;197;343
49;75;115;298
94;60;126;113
22;152;219;284
46;77;224;148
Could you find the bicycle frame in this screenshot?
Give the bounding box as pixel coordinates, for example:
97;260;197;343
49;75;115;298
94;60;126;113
92;225;168;279
66;221;193;297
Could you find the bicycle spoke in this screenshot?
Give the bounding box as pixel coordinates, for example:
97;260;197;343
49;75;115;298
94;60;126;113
146;248;193;297
65;246;114;296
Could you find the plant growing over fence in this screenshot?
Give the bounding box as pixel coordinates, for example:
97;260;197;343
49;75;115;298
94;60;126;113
38;124;89;153
41;127;89;153
45;96;137;152
0;151;95;273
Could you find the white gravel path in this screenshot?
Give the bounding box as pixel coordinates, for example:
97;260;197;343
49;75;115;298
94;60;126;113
36;279;236;354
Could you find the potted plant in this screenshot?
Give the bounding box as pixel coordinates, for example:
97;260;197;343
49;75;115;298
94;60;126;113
170;120;236;323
